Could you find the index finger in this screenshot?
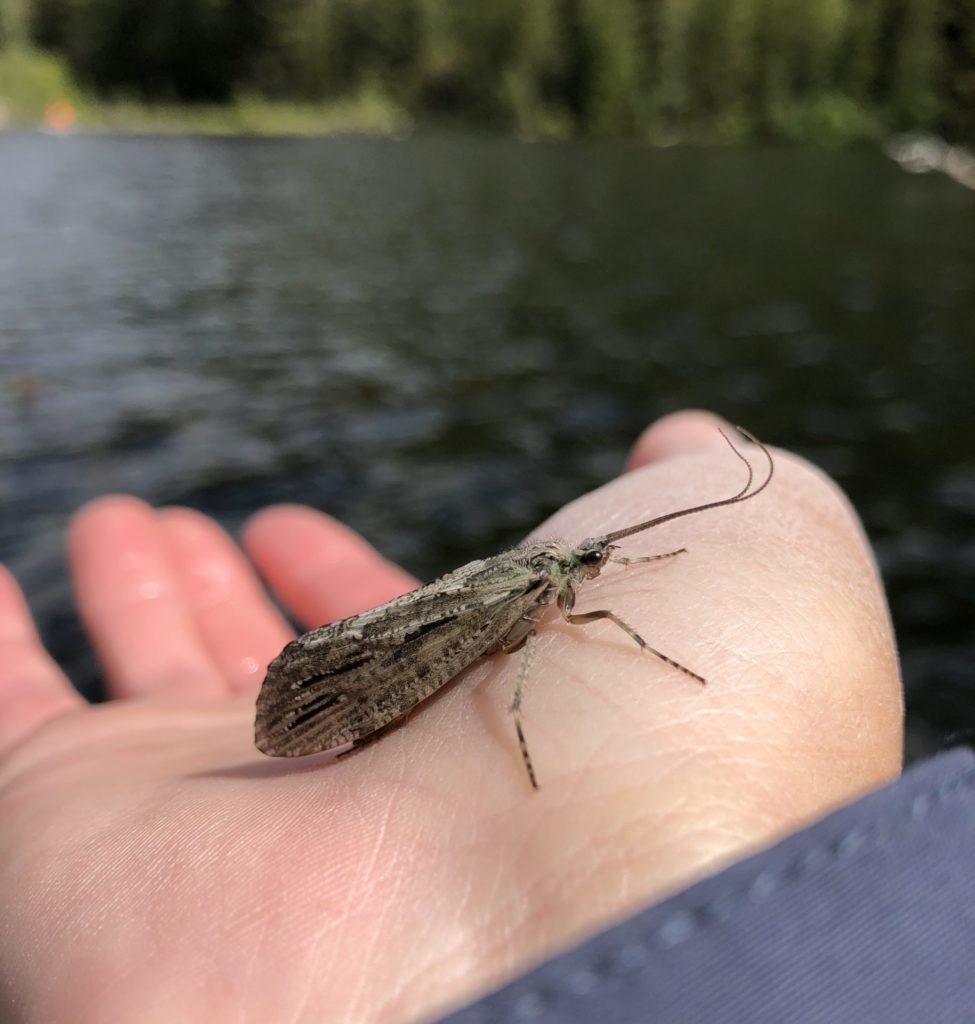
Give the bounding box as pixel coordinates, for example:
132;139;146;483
241;505;418;629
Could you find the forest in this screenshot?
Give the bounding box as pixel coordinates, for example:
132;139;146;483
1;0;973;141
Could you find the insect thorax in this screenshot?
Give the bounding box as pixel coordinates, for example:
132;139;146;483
520;536;612;585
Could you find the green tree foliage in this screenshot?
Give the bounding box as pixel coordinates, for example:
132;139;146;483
0;0;29;47
890;0;943;125
575;0;647;135
28;0;270;100
10;0;975;141
943;0;975;136
839;0;884;105
501;0;569;136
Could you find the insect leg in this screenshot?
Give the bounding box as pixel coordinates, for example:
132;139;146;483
506;629;539;790
559;590;706;685
609;547;687;566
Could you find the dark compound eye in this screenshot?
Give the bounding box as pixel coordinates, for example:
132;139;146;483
580;548;603;565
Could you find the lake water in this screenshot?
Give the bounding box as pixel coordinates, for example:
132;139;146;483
1;133;973;758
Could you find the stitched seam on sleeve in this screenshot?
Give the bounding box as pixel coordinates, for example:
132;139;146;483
485;766;975;1022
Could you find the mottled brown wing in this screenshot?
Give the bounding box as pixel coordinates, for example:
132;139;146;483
254;555;549;757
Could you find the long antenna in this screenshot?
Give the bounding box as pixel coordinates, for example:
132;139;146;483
603;426;773;543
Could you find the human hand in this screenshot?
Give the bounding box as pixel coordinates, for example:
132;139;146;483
0;410;902;1023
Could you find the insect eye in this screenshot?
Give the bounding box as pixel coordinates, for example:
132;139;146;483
580;549;603;565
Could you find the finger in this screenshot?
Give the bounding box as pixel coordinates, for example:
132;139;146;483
0;565;84;749
157;507;295;692
625;409;733;472
242;505;417;628
68;496;226;698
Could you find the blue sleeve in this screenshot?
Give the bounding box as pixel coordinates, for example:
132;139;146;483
436;748;975;1024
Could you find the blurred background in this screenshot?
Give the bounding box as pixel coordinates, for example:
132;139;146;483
0;1;973;760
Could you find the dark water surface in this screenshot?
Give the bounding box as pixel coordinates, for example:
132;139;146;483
1;133;973;758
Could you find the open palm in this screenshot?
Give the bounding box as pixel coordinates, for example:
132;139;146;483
0;412;902;1024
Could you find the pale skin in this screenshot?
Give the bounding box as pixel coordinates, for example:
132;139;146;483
0;410;902;1024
